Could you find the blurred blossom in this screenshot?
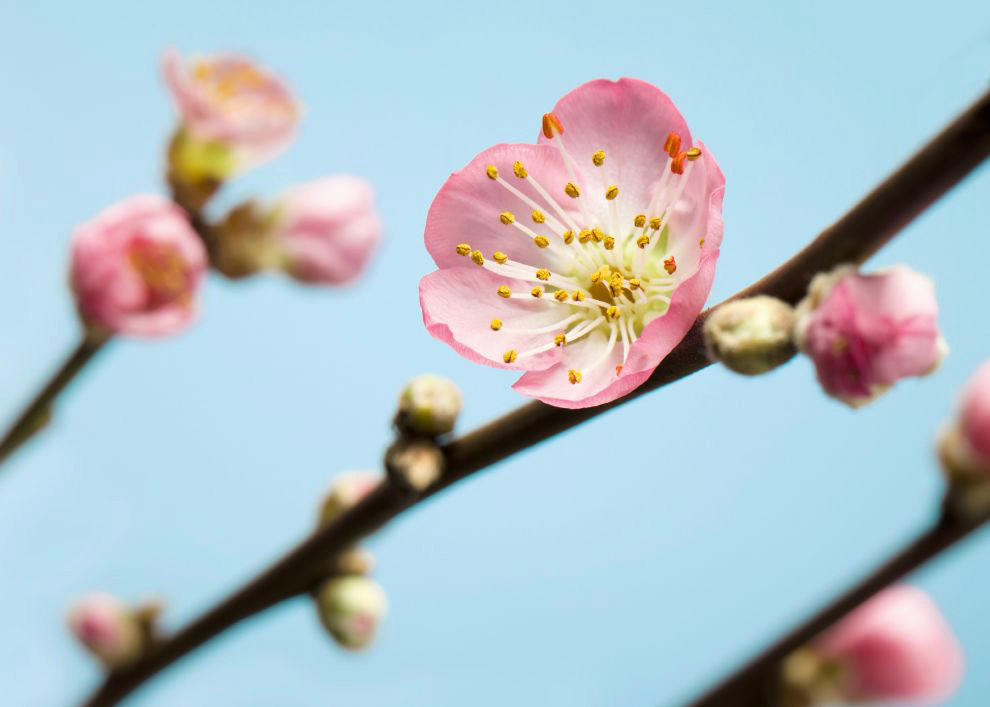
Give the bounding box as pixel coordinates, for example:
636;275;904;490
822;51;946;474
70;195;208;337
702;296;796;375
162;48;299;182
939;359;990;484
794;265;946;407
397;374;462;436
314;576;387;651
960;360;990;463
812;585;963;704
419;78;724;408
67;593;144;668
317;471;381;527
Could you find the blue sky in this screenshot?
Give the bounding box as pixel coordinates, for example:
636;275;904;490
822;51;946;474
1;0;989;704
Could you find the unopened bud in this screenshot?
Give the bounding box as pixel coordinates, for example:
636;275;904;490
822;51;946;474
317;471;381;527
938;361;990;517
335;548;376;576
396;374;462;437
385;439;445;491
315;576;387;651
67;593;147;669
703;296;796;375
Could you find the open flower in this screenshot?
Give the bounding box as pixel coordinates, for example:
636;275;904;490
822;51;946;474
70;195;208;337
795;265;946;407
419;78;724;408
812;585;963;704
162;48;299;177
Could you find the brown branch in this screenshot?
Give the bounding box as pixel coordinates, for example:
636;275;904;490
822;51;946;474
0;329;112;471
81;87;990;707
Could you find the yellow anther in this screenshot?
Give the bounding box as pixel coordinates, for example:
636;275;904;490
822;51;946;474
568;369;582;384
490;319;503;331
542;112;564;139
628;278;641;290
500;212;515;225
554;290;569;302
606;306;620;319
615;364;623;376
590;270;603;285
649;217;662;230
578;229;592;243
512;161;528;178
699;238;706;247
591;228;605;242
531;286;543;298
531;210;546;224
572;290;586;302
503;350;518;363
610;272;623;287
562;230;574;244
664;256;677;275
603;236;615;250
485;165;498;180
470;250;484;266
605;185;619;200
592;150;605;166
636;235;650;249
554;333;566;347
455;243;472;256
685;147;702;161
634;214;646;228
536;269;551;281
493;251;508;264
497;285;512;298
533;235;550;248
564;182;581;198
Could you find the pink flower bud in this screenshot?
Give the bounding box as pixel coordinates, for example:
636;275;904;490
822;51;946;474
813;585;963;703
961;360;990;463
314;576;387;651
317;471;381;527
67;593;144;668
275;176;383;285
69;195;208;337
161;49;299;175
795;265;946;407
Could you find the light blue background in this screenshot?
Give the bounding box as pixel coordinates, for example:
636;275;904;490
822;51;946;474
1;1;988;705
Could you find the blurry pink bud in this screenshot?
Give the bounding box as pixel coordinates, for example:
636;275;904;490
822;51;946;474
813;585;963;703
938;360;990;496
162;48;299;176
70;195;208;337
795;265;946;407
960;361;990;463
67;593;144;668
315;576;387;651
274;176;383;285
317;471;381;527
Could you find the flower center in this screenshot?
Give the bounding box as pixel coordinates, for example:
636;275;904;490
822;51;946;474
456;115;701;384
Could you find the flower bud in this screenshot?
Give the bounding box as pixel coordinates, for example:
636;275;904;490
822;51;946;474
794;265;946;407
162;49;299;190
273;176;383;286
317;471;381;527
702;296;796;375
385;438;445;492
397;374;463;436
938;361;990;516
67;593;146;668
314;576;387;651
805;586;963;704
69;195;208;337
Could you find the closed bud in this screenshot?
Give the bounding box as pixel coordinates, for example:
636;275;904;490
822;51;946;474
703;296;796;375
315;576;387;651
317;471;381;527
67;593;147;669
385;439;445;492
938;360;990;517
396;374;462;437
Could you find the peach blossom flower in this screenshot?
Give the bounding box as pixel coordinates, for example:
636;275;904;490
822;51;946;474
419;78;724;408
795;265;946;407
70;195;208;337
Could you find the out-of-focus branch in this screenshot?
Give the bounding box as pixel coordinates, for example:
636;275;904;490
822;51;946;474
81;88;990;707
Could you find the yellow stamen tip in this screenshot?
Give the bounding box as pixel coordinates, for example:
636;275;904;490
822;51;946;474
649;217;662;231
592;150;605;166
572;290;586;301
578;229;592;243
503;350;518;364
536;269;551;281
542;112;564;139
470;250;484;266
564;182;581;198
636;235;650;249
685;147;702;161
606;306;620;319
615;364;623;376
499;211;515;225
455;243;472;256
497;285;511;298
533;235;549;248
591;228;605;243
554;333;566;347
589;271;602;284
664;256;677;275
531;210;546;224
628;278;641;290
512;161;528;178
605;185;619;200
485;165;498;180
490;319;503;331
603;236;615;250
531;286;543;297
562;230;574;244
568;369;582;384
634;214;646;228
554;290;569;302
493;251;508;264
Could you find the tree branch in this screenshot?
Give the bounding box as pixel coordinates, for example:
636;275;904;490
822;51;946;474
81;87;990;707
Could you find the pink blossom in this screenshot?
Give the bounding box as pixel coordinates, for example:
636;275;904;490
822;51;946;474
70;195;208;337
67;593;143;667
795;265;946;407
419;78;725;408
814;585;963;703
162;48;299;170
275;176;383;285
961;360;990;462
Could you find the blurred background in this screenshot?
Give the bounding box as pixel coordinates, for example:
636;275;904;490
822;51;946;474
1;0;989;704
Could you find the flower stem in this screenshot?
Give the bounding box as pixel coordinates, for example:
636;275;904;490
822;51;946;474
0;329;112;470
80;87;990;707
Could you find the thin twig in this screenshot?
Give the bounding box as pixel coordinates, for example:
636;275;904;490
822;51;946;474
81;88;990;707
0;329;112;470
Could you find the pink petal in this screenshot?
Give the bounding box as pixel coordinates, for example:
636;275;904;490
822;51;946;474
961;360;990;460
